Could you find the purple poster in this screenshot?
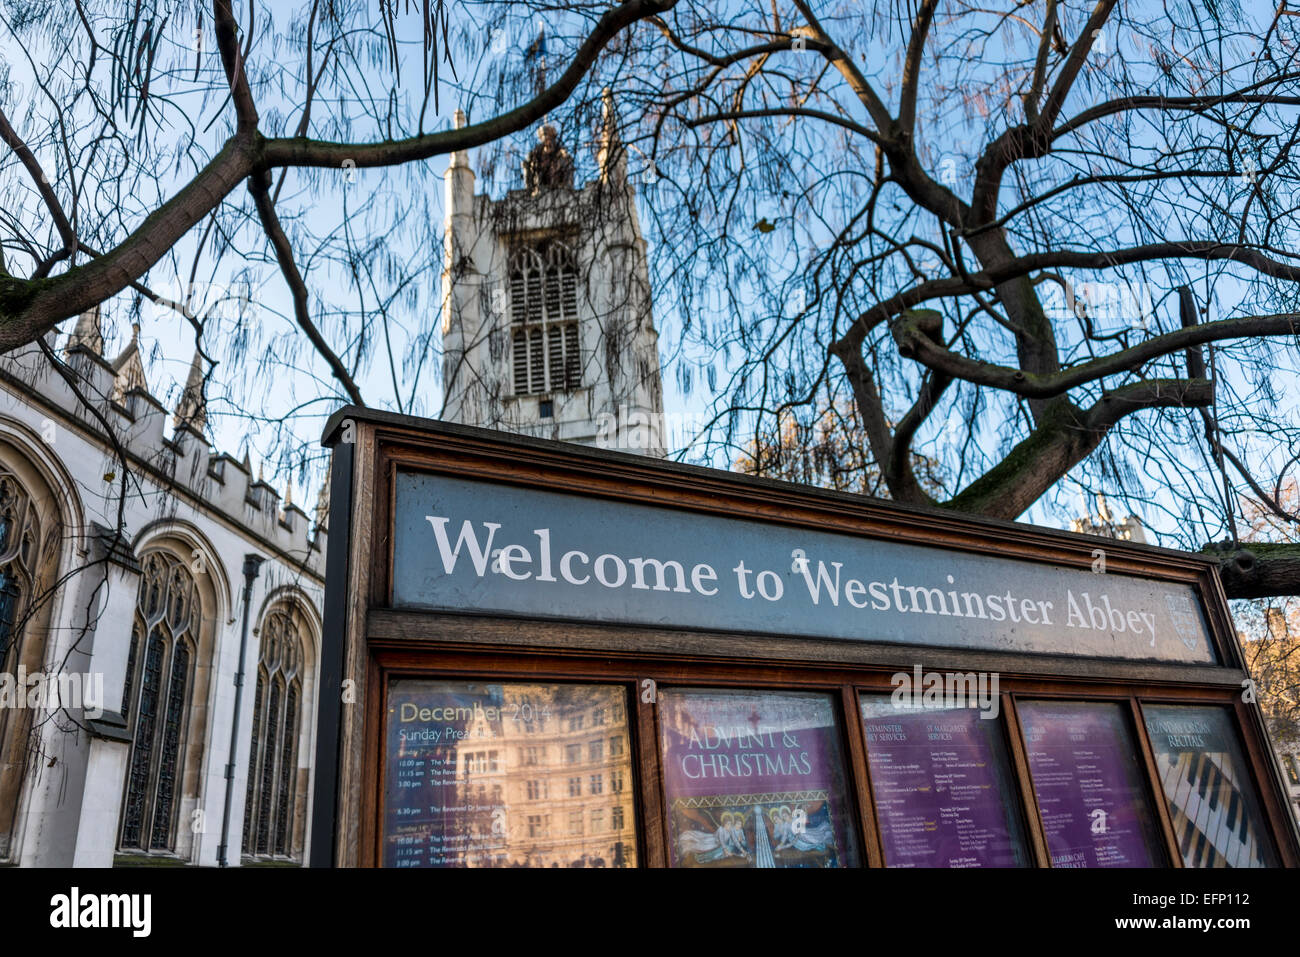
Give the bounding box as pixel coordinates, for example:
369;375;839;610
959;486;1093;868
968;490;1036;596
658;689;859;868
860;696;1029;867
1018;700;1165;867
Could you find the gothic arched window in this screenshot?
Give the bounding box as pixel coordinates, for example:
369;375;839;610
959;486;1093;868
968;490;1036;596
0;471;40;677
243;605;306;860
509;239;581;396
119;551;199;853
0;466;54;861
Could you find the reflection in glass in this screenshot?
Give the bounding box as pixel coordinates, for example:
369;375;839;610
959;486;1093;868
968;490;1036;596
860;694;1029;867
658;688;859;868
383;680;636;868
1018;700;1165;867
1143;704;1277;867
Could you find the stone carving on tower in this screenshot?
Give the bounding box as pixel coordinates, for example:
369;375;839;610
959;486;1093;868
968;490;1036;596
523;125;575;192
440;97;666;455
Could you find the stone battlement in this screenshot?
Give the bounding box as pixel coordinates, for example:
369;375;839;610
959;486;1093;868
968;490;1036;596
0;328;326;575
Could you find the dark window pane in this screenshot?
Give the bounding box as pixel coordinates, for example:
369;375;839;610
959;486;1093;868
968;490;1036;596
256;681;282;855
1143;704;1277;867
274;685;298;856
0;571;21;670
242;673;265;850
509;274;526;324
544;267;562;320
149;643;189;849
547;325;563;392
528;329;544;394
525;271;542;323
563;323;580;389
512;330;527;394
121;631;165;849
121;623;141;720
560;270;578;321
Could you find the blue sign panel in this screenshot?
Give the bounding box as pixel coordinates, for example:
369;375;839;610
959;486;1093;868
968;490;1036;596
391;470;1217;665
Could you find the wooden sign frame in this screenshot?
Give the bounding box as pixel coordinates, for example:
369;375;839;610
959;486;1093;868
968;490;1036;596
312;407;1300;868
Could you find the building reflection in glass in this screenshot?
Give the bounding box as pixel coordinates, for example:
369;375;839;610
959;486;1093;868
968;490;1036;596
384;680;636;868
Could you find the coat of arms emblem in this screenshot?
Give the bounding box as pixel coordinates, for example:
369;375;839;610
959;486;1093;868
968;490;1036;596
1164;594;1202;651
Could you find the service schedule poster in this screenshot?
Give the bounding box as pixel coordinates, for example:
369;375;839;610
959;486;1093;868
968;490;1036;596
860;696;1030;867
1019;700;1165;867
384;681;502;868
382;679;637;868
659;689;859;868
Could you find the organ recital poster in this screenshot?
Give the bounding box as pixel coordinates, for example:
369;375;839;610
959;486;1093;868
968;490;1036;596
1018;700;1166;867
1143;704;1277;868
658;688;859;868
860;695;1030;867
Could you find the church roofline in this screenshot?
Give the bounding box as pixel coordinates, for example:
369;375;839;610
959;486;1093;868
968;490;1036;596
64;343;117;374
173;420;206;442
120;384;168;413
0;337;327;579
209;450;249;475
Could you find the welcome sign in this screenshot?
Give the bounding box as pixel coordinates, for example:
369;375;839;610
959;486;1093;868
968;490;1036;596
390;470;1217;665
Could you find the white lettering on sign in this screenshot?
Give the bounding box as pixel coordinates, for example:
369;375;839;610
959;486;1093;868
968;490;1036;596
421;517;1170;646
424;517;500;576
395;472;1215;665
426;516;721;599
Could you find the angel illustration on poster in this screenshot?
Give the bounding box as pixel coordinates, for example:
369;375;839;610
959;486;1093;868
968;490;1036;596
677;810;752;863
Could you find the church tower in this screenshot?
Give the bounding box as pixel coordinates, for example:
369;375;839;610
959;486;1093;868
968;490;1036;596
440;94;666;454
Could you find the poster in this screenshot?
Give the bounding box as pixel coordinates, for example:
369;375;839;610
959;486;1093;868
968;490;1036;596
658;688;859;868
860;696;1029;867
1018;700;1165;867
1143;704;1276;867
383;680;636;868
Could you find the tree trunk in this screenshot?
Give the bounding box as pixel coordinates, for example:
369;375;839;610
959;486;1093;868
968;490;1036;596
1204;543;1300;600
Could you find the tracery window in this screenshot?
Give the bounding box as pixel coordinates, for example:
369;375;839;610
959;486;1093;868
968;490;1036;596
243;605;306;860
0;466;54;861
0;471;41;677
119;551;199;853
509;239;581;395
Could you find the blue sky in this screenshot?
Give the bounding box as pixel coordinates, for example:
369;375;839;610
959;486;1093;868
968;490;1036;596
4;1;1297;560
